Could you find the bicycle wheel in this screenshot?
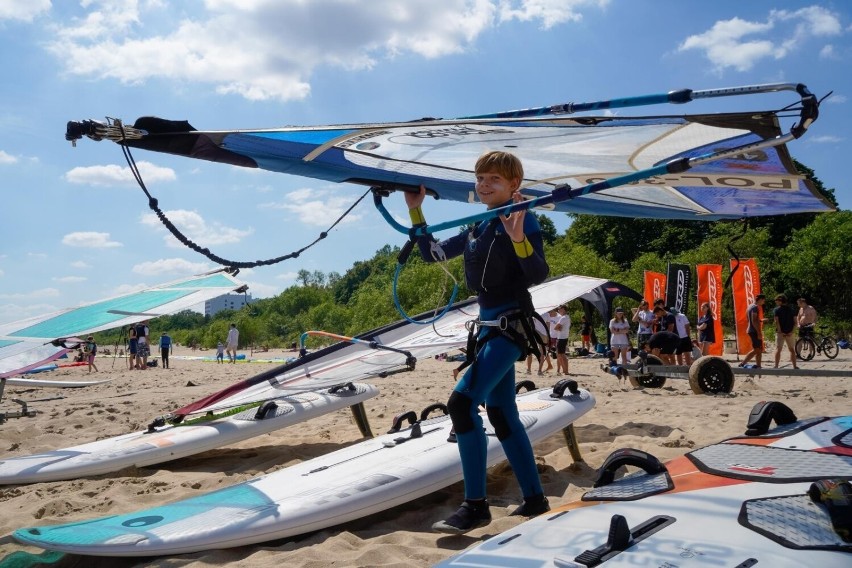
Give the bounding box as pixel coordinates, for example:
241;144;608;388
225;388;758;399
795;337;816;361
822;337;839;359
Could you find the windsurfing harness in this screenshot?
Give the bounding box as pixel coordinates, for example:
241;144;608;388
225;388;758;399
411;208;550;372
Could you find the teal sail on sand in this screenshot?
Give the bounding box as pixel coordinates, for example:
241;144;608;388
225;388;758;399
0;270;247;378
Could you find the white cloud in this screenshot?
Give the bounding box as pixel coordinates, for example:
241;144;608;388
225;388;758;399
0;0;50;22
242;280;278;298
52;276;88;283
62;231;123;248
826;94;847;104
678;6;842;72
260;186;363;227
0;288;60;301
132;258;212;276
809;135;843;143
64;161;176;187
0;150;18;165
70;260;91;269
140;209;253;247
275;271;299;281
0;302;60;325
499;0;607;29
45;1;595;102
819;44;836;59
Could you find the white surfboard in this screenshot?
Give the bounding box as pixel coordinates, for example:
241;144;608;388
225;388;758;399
0;382;378;485
2;376;115;388
436;413;852;568
13;383;596;556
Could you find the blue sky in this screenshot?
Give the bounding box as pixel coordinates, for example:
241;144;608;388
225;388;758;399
1;0;849;324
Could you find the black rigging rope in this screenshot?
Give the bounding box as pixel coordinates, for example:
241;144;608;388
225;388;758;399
117;123;370;270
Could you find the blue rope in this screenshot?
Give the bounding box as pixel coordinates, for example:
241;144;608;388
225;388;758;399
392;262;459;325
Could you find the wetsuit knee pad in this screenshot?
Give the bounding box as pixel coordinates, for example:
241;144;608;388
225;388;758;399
485;406;511;441
447;391;476;434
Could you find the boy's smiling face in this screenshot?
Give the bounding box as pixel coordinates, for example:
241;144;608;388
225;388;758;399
475;170;519;209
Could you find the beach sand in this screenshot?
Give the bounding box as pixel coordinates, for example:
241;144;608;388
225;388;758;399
1;345;850;567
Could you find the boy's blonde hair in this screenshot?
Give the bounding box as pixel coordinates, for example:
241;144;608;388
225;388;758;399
474;151;523;181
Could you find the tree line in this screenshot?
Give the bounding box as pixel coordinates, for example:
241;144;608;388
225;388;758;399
99;162;849;351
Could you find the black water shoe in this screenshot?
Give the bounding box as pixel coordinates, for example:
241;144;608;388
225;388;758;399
510;493;551;517
432;500;491;534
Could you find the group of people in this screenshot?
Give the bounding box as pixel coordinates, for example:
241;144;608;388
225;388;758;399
739;295;818;369
525;306;571;376
126;321;173;370
216;323;240;363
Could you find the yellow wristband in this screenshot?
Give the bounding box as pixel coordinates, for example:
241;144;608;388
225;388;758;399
512;237;534;258
408;206;426;225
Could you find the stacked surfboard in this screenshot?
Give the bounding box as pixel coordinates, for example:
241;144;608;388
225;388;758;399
13;382;595;556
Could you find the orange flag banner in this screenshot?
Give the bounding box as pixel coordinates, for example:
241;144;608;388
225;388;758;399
643;271;666;306
696;264;724;356
730;258;762;356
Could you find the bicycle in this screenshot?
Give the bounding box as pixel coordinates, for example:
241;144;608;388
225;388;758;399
795;325;839;361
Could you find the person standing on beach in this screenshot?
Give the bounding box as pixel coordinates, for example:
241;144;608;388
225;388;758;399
84;336;98;373
796;298;818;338
226;323;239;363
632;300;654;346
159;332;173;369
127;324;138;369
773;294;798;369
404;150;551;534
216;341;224;364
135;320;150;369
696;302;715;356
553;305;571;375
739;294;767;368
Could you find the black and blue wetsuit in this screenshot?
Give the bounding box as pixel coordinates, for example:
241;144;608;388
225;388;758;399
413;207;549;501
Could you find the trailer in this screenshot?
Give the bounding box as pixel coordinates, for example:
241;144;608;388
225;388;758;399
623;355;852;395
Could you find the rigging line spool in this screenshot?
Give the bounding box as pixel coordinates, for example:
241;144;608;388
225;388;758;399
115;119;370;269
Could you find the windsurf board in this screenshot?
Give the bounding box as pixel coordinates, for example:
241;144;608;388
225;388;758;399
0;382;378;485
436;408;852;568
13;382;595;556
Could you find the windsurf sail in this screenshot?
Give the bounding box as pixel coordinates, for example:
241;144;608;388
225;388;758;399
65;82;832;226
172;274;615;419
0;270;247;378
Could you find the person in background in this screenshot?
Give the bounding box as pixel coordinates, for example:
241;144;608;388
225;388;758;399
84;336;98;373
216;341;225;364
773;294;798;370
672;308;693;365
609;307;631;365
579;314;592;352
135;320;150;370
739;294;767;368
128;324;139;370
632;300;654;346
525;309;553;376
553;305;571;375
226;323;239;363
648;330;679;364
159;332;173;369
696;302;715;356
796;298;818;338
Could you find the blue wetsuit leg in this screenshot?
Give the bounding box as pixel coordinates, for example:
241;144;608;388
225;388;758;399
454;331;544;500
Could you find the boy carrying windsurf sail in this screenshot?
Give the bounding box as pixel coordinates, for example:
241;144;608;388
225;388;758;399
404;150;551;534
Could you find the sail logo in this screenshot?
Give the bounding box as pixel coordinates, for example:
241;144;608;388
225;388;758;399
708;271;719;319
744;265;755;305
675;271;685;312
653;278;661;300
404;125;514;139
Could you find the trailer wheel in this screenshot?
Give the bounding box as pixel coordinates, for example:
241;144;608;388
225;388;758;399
628;354;667;389
689;356;735;394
